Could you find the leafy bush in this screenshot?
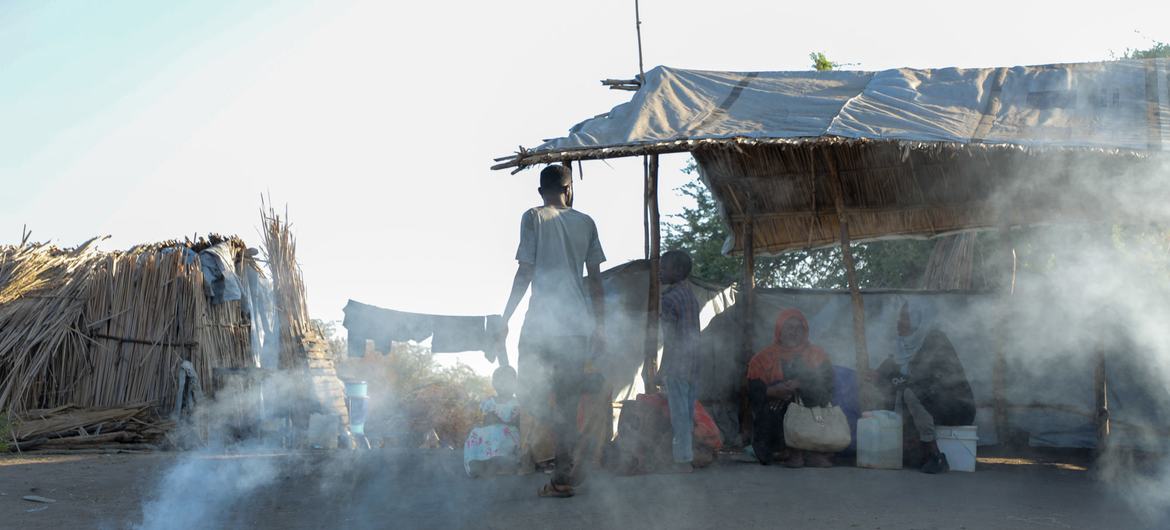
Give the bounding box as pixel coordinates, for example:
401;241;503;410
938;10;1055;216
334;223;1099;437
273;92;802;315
336;341;490;448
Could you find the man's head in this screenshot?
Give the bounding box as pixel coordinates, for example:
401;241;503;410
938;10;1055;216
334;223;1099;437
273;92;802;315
660;250;693;284
538;164;573;207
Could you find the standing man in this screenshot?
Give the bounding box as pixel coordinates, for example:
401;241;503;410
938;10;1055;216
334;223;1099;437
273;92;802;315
659;250;701;473
500;164;606;498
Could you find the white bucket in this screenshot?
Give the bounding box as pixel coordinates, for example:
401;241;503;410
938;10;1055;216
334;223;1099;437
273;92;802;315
935;425;977;472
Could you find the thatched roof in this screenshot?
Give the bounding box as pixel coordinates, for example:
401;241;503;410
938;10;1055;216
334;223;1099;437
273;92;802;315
694;139;1162;254
493;60;1170;254
0;236;255;414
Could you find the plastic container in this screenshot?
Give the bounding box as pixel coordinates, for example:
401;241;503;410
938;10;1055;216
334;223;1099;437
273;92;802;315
936;425;978;472
344;380;368;398
344;380;369;436
856;410;902;469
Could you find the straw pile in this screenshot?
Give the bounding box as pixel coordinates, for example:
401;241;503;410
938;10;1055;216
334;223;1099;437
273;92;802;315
0;234;256;416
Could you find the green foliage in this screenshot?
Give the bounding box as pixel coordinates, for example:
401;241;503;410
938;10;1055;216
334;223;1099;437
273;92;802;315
809;51;837;71
1123;41;1170;59
338;340;491;447
0;418;9;452
312;318;348;363
663;159;935;289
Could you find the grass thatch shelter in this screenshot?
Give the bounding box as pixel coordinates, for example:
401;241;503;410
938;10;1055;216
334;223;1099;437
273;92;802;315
493;59;1170;445
1;220;350;445
0;234;255;415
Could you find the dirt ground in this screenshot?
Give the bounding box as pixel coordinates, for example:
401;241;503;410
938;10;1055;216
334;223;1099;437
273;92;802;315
0;448;1165;530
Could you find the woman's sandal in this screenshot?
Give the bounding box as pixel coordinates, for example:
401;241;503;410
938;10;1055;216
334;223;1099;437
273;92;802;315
537;482;574;498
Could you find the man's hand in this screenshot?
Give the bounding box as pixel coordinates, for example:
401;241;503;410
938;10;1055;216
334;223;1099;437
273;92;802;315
488;316;509;343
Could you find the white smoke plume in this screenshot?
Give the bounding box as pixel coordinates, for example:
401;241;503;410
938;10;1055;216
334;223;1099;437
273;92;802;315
981;149;1170;523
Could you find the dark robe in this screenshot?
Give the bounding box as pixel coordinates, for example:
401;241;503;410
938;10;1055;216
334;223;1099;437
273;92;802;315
907;330;976;426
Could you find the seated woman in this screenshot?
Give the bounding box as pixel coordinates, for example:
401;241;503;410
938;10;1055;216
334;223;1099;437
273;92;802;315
747;308;836;468
464;366;522;477
879;298;976;474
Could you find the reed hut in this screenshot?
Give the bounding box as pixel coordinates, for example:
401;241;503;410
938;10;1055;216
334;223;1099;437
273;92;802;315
0;220;348;439
493;59;1170;448
0;234;257;416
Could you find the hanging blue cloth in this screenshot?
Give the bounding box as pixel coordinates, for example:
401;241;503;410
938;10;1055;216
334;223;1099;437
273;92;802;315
199;242;243;305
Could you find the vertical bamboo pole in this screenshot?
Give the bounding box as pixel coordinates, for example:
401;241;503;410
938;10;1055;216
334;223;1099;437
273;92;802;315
1093;346;1110;458
643;154;661;390
992;229;1016;445
1089;224;1110;458
739;211;756;441
1091;225;1111;457
821;148;870;408
741;214;756;362
643;156;651;259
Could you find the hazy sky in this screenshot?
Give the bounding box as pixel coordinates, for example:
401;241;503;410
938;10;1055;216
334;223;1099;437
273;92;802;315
2;0;1166;371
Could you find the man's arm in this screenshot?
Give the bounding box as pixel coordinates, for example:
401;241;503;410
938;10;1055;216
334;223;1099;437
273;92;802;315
503;262;534;323
586;261;605;353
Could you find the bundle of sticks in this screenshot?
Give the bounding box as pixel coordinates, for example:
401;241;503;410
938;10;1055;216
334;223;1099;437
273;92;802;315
259;203;349;430
8;403;173;452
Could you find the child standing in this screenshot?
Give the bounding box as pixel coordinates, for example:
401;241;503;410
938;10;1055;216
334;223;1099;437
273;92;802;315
464;366;522;477
659;250;702;473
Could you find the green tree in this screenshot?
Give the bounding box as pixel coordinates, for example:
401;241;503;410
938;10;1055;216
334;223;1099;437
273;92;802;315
1122;40;1170;59
809;51;837;71
311;318;348;363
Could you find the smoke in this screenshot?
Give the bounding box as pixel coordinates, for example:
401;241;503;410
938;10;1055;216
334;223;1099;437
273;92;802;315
978;149;1170;522
131;343;488;529
134;369;338;530
125;150;1170;527
137;453;280;530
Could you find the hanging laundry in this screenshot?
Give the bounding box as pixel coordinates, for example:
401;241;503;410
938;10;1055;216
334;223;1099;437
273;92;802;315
199;242;243;305
342;299;505;360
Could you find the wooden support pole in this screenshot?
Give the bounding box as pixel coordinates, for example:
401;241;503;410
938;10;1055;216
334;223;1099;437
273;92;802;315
643;156;650;259
992;229;1016;445
739;212;756;442
741;214;756;360
1090;224;1111;458
643;154;661;390
1093;346;1110;458
820;148;870;408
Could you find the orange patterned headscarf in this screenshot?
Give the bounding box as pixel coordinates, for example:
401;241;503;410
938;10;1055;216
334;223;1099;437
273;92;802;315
746;308;828;385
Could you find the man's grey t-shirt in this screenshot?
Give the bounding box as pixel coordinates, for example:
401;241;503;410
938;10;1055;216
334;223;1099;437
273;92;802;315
515;206;606;340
